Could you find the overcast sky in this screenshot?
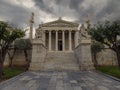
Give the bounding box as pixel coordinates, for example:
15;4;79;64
0;0;120;29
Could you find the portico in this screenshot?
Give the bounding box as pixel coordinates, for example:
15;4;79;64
45;30;77;51
35;18;79;51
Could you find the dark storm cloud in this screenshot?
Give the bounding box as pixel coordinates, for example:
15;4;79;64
69;0;83;10
33;0;120;24
69;0;87;23
0;0;31;28
34;0;54;14
69;0;120;23
97;0;120;21
0;0;120;29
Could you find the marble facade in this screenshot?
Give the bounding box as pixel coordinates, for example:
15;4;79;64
29;18;94;71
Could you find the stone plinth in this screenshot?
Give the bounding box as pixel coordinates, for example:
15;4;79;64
29;39;46;71
75;39;94;70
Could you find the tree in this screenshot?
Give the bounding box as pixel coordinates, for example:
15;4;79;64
7;46;16;68
14;39;32;70
0;21;25;79
89;20;120;68
91;42;104;66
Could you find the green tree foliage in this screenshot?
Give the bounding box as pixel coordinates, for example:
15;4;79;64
0;21;25;79
14;39;32;50
89;20;120;68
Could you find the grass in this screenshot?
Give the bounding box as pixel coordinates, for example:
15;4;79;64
96;66;120;79
3;67;25;79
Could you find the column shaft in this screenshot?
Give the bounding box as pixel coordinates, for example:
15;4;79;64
55;31;58;51
69;31;72;51
62;31;65;51
49;31;51;51
44;31;46;46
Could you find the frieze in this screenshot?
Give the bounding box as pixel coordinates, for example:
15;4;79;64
42;27;78;31
41;19;79;27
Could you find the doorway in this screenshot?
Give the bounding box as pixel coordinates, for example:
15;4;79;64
58;40;62;51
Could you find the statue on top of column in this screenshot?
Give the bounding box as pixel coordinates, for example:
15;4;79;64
86;13;91;29
30;12;34;23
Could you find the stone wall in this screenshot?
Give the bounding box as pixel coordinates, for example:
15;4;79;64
96;49;118;66
4;46;118;67
4;50;31;67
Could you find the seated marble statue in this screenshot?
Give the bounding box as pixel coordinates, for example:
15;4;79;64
80;24;90;39
35;24;43;39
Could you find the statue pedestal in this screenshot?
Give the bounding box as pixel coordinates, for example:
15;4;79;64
29;39;46;71
80;39;94;70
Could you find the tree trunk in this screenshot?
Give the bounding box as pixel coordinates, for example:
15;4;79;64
93;52;98;67
92;49;98;67
0;48;7;80
116;49;120;69
8;49;16;68
24;50;29;70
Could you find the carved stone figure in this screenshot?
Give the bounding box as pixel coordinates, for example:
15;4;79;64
80;24;90;39
35;24;43;39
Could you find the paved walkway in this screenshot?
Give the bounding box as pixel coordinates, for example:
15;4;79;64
0;71;120;90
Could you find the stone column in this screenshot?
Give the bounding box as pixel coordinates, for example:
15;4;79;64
49;31;51;51
75;31;79;47
43;31;46;46
55;31;58;51
69;31;72;51
62;31;65;51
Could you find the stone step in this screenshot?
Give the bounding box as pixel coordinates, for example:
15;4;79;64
43;51;79;71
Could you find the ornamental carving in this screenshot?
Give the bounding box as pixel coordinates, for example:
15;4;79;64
35;26;43;39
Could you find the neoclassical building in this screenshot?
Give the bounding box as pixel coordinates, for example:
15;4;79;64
29;17;94;71
35;17;79;51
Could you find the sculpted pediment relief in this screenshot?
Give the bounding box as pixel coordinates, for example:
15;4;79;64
41;19;79;27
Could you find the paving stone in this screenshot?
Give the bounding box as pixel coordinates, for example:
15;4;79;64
56;79;63;86
47;86;56;90
56;86;64;90
73;86;82;90
115;85;120;89
70;80;77;84
64;85;74;90
97;86;109;90
0;71;120;90
103;79;112;83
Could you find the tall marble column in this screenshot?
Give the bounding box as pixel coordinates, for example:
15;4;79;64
49;31;51;51
55;31;58;51
69;31;72;51
62;31;65;51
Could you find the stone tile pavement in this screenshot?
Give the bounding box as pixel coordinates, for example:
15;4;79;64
0;71;120;90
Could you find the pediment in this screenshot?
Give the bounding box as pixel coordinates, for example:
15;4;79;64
41;19;79;27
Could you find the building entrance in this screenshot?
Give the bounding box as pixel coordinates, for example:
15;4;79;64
58;41;62;51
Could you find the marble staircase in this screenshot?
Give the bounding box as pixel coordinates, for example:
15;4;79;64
43;51;80;71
